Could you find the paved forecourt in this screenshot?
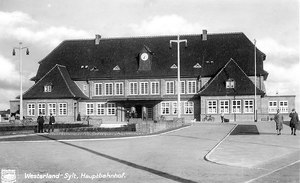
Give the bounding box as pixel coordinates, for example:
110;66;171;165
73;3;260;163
0;122;298;183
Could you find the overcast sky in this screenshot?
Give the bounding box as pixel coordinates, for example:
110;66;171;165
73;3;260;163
0;0;299;110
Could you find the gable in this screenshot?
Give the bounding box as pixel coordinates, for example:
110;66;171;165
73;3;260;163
199;58;265;96
23;65;87;99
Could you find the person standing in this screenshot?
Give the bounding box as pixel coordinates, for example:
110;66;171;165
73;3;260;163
48;113;55;133
289;109;299;135
37;115;44;133
274;109;284;135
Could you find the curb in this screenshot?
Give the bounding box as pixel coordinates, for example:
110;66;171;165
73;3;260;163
203;123;238;164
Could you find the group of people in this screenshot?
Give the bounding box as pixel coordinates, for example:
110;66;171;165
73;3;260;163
274;108;299;135
37;113;55;133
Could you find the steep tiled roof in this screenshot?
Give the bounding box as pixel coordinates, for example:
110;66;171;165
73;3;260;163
23;64;88;99
199;58;265;96
32;32;267;82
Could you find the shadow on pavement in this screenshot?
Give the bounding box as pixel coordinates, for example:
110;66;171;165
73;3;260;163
230;125;259;135
41;135;197;183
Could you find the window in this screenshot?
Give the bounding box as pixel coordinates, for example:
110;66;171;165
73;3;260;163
151;82;159;95
268;101;277;113
232;100;241;113
48;103;56;116
172;102;177;115
219;100;229;113
184;101;194;114
27;104;35;116
244;100;254;113
86;103;94;115
107;103;116;115
94;83;102;96
115;82;124;95
38;103;46;116
207;100;217;114
44;84;52;92
129;82;138;95
58;103;67;115
140;82;149;95
96;103;105;115
226;79;235;89
166;81;174;94
105;83;113;95
187;81;196;94
279;101;288;113
180;81;185;94
161;102;170;115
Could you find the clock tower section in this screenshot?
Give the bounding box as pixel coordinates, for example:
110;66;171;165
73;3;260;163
138;46;152;71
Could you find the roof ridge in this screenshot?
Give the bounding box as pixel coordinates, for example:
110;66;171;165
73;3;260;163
57;66;76;97
62;32;245;42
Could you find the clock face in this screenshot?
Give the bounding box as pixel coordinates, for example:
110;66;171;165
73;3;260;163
141;53;149;61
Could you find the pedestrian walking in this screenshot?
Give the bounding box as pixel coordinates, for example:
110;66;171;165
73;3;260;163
37;115;44;133
289;109;299;136
48;113;55;133
274;109;283;135
220;111;225;123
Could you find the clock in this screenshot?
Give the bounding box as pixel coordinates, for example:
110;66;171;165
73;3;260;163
141;53;149;61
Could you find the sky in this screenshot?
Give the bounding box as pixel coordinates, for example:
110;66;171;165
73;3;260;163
0;0;299;110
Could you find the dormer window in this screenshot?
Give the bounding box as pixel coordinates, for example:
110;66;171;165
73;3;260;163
44;83;53;92
226;78;235;89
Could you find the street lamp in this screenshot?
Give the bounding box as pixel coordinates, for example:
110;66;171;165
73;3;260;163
254;39;257;122
170;35;187;118
13;42;29;121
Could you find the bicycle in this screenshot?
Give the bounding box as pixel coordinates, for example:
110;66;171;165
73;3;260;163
203;115;215;122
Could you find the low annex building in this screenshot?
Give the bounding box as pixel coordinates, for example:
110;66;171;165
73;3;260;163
11;30;295;123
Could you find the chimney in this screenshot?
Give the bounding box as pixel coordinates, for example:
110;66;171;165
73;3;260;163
95;34;101;45
202;30;207;41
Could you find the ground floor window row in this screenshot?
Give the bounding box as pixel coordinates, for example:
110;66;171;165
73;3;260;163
268;100;289;113
161;101;194;115
206;99;254;114
85;103;116;116
27;103;68;116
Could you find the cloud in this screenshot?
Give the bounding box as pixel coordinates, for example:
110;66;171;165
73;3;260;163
0;11;91;48
0;54;20;89
130;14;205;35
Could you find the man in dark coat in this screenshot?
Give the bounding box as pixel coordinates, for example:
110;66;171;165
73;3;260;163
48;113;55;133
37;116;44;133
289;109;299;135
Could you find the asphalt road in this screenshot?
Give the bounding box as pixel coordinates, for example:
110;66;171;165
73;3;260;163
0;123;298;183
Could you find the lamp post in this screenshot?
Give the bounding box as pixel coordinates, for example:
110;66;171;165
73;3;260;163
254;39;257;122
13;42;29;121
170;35;187;118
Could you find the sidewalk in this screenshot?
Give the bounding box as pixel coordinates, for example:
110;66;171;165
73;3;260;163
205;121;300;169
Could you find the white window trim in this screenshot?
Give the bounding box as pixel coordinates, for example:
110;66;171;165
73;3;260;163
219;100;229;114
161;102;170;115
129;82;138;95
115;82;124;95
140;82;149;95
268;101;278;113
105;83;113;96
244;100;254;113
187;81;196;94
207;100;217;114
38;103;46;116
279;101;288;113
184;101;194;114
96;102;105;115
27;103;35;116
86;103;94;115
94;83;103;96
107;103;116;115
48;103;57;116
58;103;68;116
166;81;174;95
150;81;160;95
180;81;185;94
172;101;177;115
231;100;242;113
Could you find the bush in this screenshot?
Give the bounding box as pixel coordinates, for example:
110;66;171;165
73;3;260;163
0;123;89;132
60;124;136;132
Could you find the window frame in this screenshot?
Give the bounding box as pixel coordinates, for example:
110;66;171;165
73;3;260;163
48;103;56;116
27;103;35;116
96;102;105;115
140;82;149;95
219;100;229;114
184;101;194;114
207;100;217;114
166;81;174;95
115;82;124;95
161;102;170;115
105;83;113;96
232;100;242;113
150;81;159;95
94;83;103;96
129;82;138;95
187;81;196;94
38;103;46;116
244;100;254;113
58;103;68;116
